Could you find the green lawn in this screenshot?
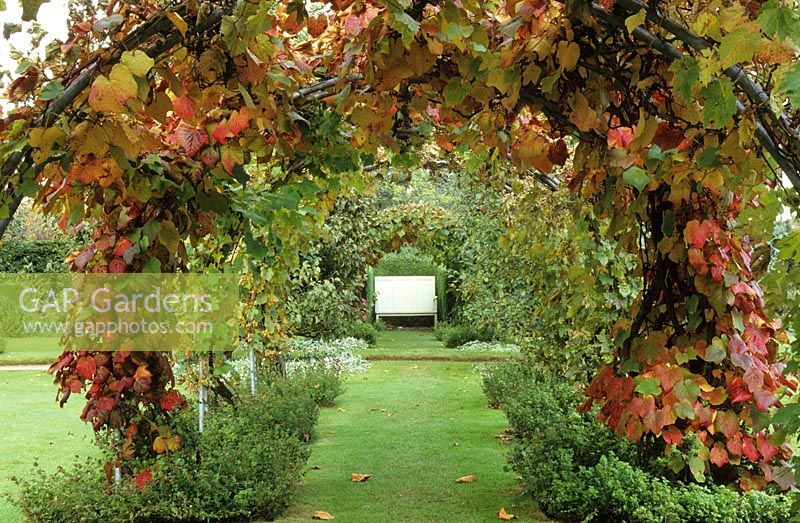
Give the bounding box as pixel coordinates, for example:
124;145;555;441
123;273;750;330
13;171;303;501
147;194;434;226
0;331;542;522
0;371;96;522
278;359;547;522
0;337;61;365
354;330;516;361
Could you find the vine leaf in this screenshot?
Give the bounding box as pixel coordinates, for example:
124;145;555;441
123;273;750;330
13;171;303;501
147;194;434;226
174;122;209;157
717;27;761;69
700;78;737;129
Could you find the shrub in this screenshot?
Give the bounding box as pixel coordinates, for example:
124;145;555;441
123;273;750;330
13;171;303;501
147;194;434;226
347;321;378;346
441;324;495;348
481;358;546;409
0;240;72;273
0;336;6;354
488;365;792;523
286;366;343;408
433;321;452;341
10;372;318;522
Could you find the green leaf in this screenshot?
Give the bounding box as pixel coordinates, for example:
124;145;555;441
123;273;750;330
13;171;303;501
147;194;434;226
701;78;737;129
443;78;471;106
697;147;721;168
688;455;706;482
704;337;727;364
669;57;699;102
37;81;64;101
675;400;696;420
392;11;420;48
717;27;762;69
773;403;800;433
776;63;800;108
758;0;800;43
732;309;744;333
19;178;40;197
622;166;650;191
634;377;662;396
142;257;162;273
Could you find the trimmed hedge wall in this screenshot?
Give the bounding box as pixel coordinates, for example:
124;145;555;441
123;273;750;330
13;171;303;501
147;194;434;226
0;240;72;273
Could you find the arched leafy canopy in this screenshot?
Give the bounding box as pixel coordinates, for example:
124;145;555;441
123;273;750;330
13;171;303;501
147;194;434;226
1;0;799;487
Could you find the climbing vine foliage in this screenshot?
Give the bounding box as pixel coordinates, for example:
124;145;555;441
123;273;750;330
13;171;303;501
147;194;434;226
2;0;800;489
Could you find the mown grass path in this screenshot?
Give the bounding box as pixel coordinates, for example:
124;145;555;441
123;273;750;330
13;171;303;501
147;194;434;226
279;331;548;522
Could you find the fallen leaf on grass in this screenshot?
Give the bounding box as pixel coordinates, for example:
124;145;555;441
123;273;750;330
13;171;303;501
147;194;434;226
336;408;345;412
351;473;371;482
455;475;476;483
313;511;335;520
498;507;517;520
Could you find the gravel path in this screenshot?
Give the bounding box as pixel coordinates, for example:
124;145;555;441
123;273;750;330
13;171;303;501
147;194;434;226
0;365;48;371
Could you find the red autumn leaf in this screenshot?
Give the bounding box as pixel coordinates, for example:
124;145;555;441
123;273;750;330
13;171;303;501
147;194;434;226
729;378;753;404
710;444;729;467
228;107;251;135
756;432;778;461
753;389;778;411
651;122;684;150
345;15;365;35
212;120;232;144
598;0;616;11
687;248;707;273
742;436;759;462
112;238;133;257
7;68;39;101
49;352;74;374
684;220;712;249
308;15;328;38
135;469;153;491
172;94;196;121
160;390;185;412
607;126;634;149
96;395;117;411
109;258;127;273
76;356;97;380
714;410;739;438
727;432;743;456
174;122;208;157
661;425;683;446
547;139;569;166
199;147;220;169
283;11;303;35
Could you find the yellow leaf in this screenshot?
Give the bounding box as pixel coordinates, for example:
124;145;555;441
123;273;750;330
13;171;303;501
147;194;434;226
556;40;580;72
166;435;181;452
69;121;113;158
28;126;65;163
120;50;154;77
153;436;167;454
88;64;137;113
569;92;600;132
455;475;477;483
109;64;138;99
312;511;335;520
691;12;720;40
166;11;188;37
351;473;371;482
498;507;517;520
625;10;646;34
